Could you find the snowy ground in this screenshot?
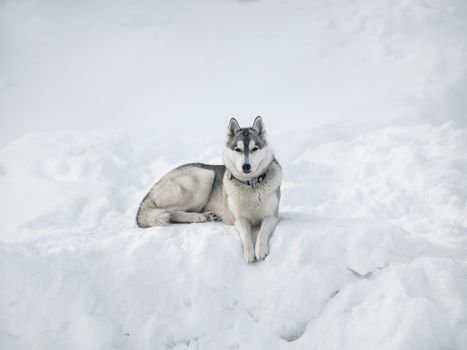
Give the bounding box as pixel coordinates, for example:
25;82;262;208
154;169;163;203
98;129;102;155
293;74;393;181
1;123;467;349
1;0;467;145
2;0;467;349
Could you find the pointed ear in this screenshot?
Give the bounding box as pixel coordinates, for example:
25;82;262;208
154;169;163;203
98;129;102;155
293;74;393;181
227;118;240;137
252;116;266;137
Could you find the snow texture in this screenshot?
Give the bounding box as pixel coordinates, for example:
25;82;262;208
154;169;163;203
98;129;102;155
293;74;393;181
1;124;467;350
1;0;467;349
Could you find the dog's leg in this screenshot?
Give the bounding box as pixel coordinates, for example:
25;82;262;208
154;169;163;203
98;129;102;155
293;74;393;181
169;211;220;223
170;211;209;223
255;216;279;261
234;218;255;263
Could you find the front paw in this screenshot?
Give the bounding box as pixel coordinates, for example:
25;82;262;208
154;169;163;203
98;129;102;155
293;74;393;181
255;240;269;261
243;246;256;264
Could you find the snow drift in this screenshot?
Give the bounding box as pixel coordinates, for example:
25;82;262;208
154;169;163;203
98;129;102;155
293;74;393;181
1;123;467;349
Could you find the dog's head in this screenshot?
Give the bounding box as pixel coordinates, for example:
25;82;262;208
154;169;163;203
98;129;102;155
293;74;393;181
224;116;274;180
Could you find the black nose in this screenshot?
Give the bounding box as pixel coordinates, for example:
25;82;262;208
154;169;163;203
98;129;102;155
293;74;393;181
242;164;251;172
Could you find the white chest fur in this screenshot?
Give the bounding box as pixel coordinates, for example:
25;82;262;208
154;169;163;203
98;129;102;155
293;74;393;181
224;162;282;227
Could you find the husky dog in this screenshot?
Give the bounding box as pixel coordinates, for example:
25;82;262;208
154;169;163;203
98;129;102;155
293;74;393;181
136;116;282;263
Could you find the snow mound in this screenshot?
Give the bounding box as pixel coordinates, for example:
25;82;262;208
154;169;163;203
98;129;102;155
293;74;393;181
1;123;467;349
286;122;467;244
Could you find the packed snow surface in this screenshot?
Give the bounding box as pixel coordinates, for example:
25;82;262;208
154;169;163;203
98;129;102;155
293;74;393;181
1;123;467;349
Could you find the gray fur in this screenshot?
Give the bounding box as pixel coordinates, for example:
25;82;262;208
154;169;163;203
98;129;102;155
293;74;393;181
136;116;282;263
226;127;267;150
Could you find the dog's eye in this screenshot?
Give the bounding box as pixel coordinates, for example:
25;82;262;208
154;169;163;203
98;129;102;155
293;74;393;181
234;148;242;153
251;147;259;152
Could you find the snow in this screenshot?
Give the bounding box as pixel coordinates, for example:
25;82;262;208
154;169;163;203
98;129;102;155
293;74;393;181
1;124;467;349
2;0;467;349
1;0;467;146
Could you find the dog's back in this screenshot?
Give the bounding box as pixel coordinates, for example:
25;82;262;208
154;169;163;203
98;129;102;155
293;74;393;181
136;163;227;227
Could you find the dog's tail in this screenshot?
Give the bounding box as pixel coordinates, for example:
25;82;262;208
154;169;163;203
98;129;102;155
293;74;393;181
136;195;171;227
136;207;170;227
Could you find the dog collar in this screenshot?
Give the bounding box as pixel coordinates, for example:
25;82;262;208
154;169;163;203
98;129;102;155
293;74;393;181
230;171;267;187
